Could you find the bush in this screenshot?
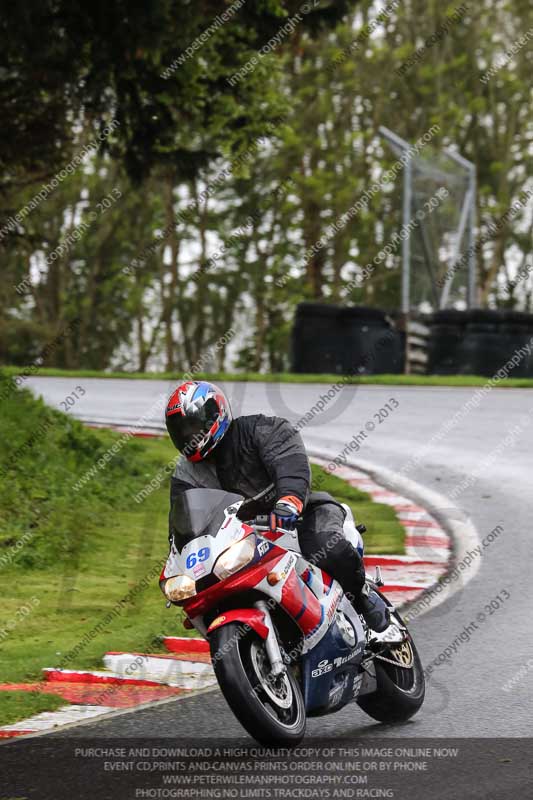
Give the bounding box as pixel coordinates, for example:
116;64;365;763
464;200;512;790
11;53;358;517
0;318;53;366
0;371;154;568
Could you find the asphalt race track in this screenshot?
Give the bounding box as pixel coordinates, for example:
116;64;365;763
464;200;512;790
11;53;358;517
20;376;533;739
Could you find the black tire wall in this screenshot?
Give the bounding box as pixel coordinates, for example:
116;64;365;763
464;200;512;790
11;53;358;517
427;310;533;377
291;303;404;375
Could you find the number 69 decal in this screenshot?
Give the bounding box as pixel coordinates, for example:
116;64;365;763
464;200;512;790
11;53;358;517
186;547;210;569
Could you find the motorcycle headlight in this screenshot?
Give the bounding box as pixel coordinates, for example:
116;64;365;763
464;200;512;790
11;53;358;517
163;575;196;602
213;536;256;580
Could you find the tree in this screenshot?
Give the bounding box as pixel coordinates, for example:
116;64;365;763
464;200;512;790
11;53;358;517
0;1;359;192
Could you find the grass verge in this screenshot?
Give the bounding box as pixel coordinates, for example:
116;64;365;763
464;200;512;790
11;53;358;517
0;690;68;728
0;371;403;725
2;365;533;388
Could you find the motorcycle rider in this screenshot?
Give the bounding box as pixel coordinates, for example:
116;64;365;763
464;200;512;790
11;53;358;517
165;380;390;632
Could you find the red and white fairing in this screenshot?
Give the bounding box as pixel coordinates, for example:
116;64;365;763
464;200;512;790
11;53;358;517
161;498;363;656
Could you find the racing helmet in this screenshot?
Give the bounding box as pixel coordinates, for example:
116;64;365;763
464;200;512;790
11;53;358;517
165;381;232;462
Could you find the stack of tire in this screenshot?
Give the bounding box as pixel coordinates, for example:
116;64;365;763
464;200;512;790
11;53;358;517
291;303;404;375
427;309;533;376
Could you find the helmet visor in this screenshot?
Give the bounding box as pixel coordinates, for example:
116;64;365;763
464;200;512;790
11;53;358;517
167;398;219;454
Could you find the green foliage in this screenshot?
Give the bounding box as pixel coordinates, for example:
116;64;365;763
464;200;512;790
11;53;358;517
0;379;178;689
0;319;53;366
4;365;533;387
0;372;156;568
1;0;532;372
0;1;357;190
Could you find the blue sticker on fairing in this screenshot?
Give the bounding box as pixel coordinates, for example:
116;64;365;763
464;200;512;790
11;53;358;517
300;617;364;713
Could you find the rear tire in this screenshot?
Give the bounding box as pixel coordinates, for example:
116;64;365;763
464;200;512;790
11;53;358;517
357;610;425;724
209;622;306;746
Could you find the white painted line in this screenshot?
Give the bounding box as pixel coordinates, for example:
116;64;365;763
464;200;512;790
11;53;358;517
396;513;435;523
370;493;425;507
0;705;115;733
401;546;449;562
102;653;216;690
44;668;122;679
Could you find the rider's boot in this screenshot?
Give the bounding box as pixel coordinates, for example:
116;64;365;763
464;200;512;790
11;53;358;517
353;582;390;633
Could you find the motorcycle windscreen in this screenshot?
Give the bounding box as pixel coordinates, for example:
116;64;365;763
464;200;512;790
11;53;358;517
170;488;243;549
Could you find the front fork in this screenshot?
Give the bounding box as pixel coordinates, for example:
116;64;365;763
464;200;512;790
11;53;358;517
254;600;285;677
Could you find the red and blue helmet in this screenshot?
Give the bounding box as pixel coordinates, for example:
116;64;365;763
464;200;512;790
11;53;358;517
165;381;232;462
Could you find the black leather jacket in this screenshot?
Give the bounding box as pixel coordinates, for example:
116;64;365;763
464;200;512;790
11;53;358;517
170;414;311;527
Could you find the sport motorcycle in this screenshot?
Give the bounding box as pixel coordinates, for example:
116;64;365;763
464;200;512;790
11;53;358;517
160;488;425;745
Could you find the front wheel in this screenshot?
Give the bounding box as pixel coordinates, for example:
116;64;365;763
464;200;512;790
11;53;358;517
209;622;306;745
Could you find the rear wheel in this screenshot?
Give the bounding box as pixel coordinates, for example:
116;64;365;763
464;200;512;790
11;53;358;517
209;622;306;745
357;609;425;723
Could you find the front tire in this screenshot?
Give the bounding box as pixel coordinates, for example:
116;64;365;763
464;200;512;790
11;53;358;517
209;622;306;746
